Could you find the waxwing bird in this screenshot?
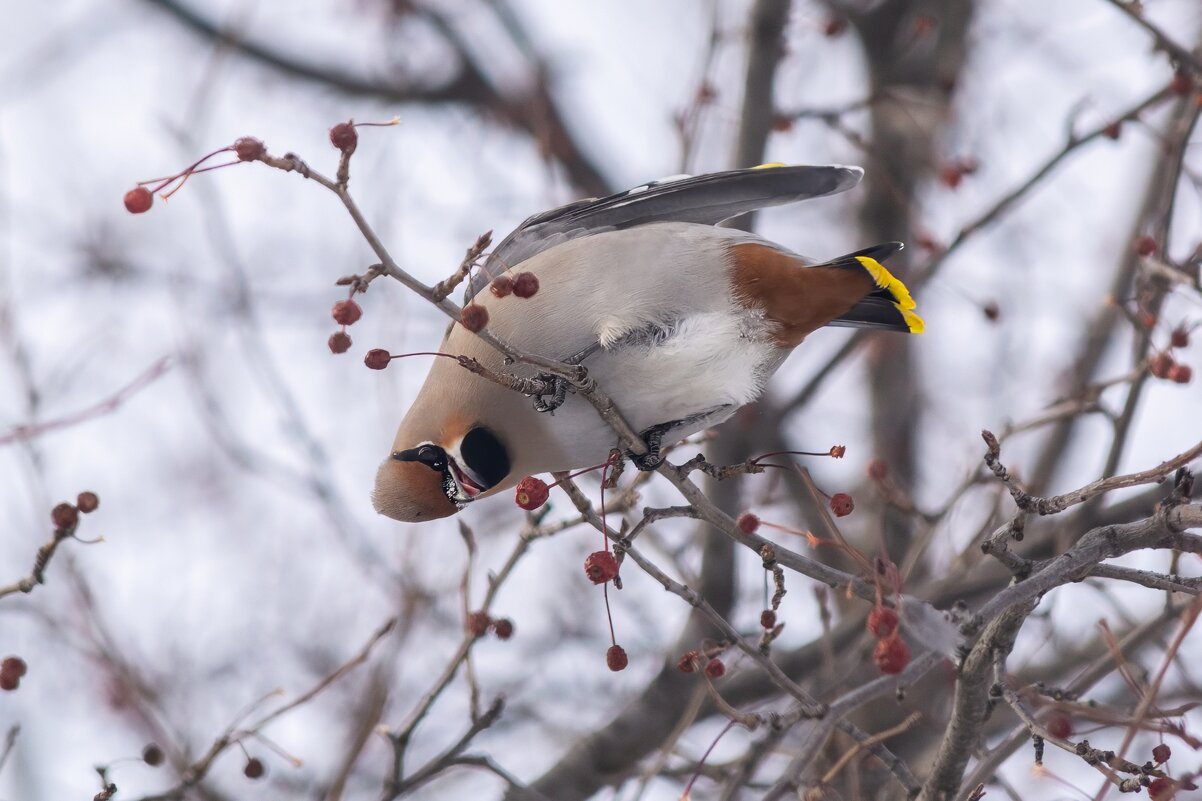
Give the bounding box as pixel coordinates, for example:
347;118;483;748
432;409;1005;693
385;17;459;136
373;164;924;522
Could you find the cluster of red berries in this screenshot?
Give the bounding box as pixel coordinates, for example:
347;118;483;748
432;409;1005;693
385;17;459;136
676;649;726;679
52;491;100;533
327;299;363;355
0;656;27;691
867;604;909;675
466;611;515;640
489;272;539;300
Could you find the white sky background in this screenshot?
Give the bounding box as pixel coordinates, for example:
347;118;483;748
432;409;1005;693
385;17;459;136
1;0;1201;799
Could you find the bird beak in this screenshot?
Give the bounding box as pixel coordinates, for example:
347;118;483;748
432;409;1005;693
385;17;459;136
446;454;487;504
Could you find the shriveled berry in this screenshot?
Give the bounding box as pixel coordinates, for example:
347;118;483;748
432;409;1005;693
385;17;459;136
829;444;846;458
142;744;164;766
329;121;357;151
2;657;27;678
1169;364;1192;384
364;349;392;370
1135;235;1158;257
736;512;760;535
1151;352;1174;378
332;299;362;326
243;757;266;779
328;331;352;354
0;673;17;691
467;611;491;637
52;502;79;530
677;650;699;673
873;636;910;675
829;493;854;518
1152;743;1171;764
489;275;514;298
584;550;619;584
760;609;776;629
233;137;265;161
606;644;628;672
1148;777;1173;800
124;187;153;214
514;476;550;510
76;491;99;514
1170;326;1189;349
1046;713;1072;740
704;659;725;679
512;272;540;298
492;618;514;640
460;304;489;333
867;606;899;638
983;301;1000;322
867;458;889;481
1103;121;1122;140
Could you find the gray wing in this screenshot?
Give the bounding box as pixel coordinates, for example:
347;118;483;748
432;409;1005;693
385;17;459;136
467;164;864;300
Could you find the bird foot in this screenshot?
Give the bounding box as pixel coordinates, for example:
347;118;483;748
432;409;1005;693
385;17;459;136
532;374;569;413
628;424;669;471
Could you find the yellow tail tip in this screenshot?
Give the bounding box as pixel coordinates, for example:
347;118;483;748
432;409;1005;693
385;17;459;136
855;255;923;333
752;162;786;169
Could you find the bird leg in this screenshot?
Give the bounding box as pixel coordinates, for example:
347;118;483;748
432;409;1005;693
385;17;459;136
531;341;603;414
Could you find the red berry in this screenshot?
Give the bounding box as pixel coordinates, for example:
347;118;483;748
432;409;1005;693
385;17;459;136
938;164;963;189
1135;235;1158;257
1103;121;1122;140
760;609;776;629
1148;777;1174;800
867;606;899;638
467;611;491;637
1151;352;1175;379
142;744;164;766
76;491;99;514
866;458;889;481
331;299;362;326
736;512;760;534
460;304;489;333
873;636;910;675
771;114;794;133
329;121;358;151
915;232;941;252
492;618;514;640
823;16;847;37
982;301;1000;322
829;444;846;458
1169;364;1192;384
512;272;540;299
364;349;392;370
489;275;514;298
606;644;628;672
328;331;352;354
2;656;27;678
0;673;17;691
233;137;265;161
514;476;550;510
1153;743;1172;764
1170;326;1189;349
584;550;619;584
829;493;854;518
243;757;266;779
1046;713;1072;740
704;658;726;679
52;502;78;530
1170;71;1193;96
123;187;153;214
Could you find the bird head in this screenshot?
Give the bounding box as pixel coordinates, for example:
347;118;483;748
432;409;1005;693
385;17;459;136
372;425;512;522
